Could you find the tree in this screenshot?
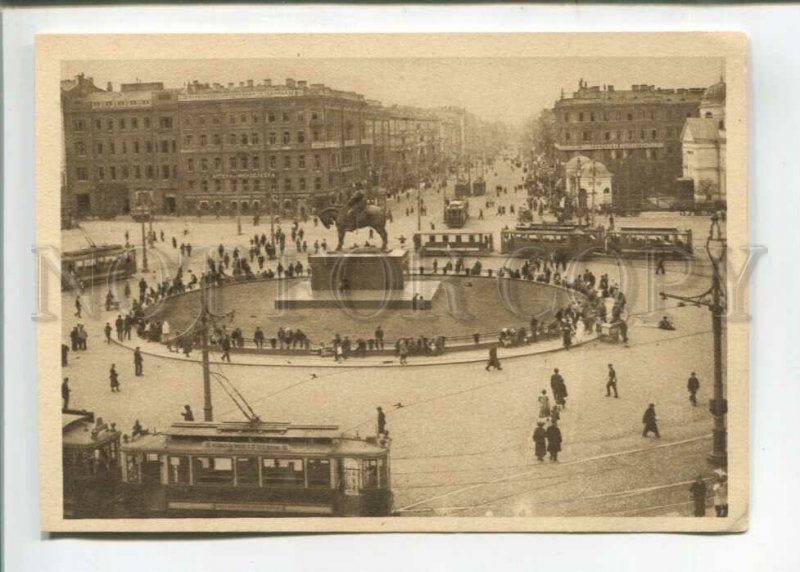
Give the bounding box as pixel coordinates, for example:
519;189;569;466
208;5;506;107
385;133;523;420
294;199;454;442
521;109;556;161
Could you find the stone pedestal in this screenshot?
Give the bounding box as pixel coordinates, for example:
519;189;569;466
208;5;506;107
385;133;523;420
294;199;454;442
308;249;408;292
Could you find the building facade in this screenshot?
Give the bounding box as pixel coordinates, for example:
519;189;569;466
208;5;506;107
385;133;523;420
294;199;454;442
553;81;705;208
681;80;726;203
62;77;375;218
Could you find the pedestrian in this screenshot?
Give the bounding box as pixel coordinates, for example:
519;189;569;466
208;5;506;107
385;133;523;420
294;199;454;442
485;345;502;371
532;421;547;462
181;405;195;422
133;347;144;376
687;372;700;406
115;315;124;341
375;325;385;350
104;322;112;344
254;326;265;349
220;335;231;362
606;363;618;398
713;472;728;517
546;421;562;462
398;339;408;365
74;296;82;318
109;364;120;392
377;406;386;435
61;343;69;367
538;390;551;419
550;368;567;408
689;475;707;517
655;255;666;275
642;403;660;438
61;377;70;411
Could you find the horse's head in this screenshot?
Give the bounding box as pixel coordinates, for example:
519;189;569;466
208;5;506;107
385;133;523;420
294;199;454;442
317;207;339;229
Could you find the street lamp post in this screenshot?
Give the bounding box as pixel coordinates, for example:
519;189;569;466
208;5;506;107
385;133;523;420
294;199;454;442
661;214;727;467
200;279;213;422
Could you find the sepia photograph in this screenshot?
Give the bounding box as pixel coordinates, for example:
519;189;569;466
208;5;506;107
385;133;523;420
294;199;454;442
36;32;748;533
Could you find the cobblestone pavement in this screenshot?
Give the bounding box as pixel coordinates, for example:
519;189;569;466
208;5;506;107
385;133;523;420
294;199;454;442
59;158;726;517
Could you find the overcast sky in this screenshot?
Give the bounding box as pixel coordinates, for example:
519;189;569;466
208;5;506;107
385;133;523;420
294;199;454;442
64;58;723;126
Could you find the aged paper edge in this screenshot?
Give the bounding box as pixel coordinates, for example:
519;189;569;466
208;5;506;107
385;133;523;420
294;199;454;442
36;32;748;533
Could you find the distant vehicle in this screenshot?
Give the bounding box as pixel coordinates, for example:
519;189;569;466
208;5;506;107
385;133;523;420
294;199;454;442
472;177;487;196
444;199;470;228
61;244;137;291
454;180;471;198
62;410;122;518
414;231;494;256
605;227;693;258
120;420;393;517
501;224;602;257
517;204;534;225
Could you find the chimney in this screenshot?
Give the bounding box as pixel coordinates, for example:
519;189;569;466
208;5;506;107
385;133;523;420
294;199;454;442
239;81;245;87
286;78;296;88
297;80;307;88
264;79;272;87
607;85;614;92
228;82;234;88
247;79;254;87
106;81;113;92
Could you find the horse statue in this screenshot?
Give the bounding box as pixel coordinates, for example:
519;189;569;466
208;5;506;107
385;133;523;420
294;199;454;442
317;203;388;251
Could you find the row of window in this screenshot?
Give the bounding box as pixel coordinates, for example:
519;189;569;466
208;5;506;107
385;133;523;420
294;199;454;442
187;175;327;194
187;153;325;173
183;130;319;146
564;128;666;143
562;109;695;123
77;139;178;156
71;116;174;133
608;148;660;160
184;109;323;127
75;164;178;181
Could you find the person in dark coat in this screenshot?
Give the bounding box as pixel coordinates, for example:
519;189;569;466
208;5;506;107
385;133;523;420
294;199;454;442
687;372;700;406
546;421;563;462
689;475;707;517
181;405;194;421
606;363;618;398
642;403;660;438
109;364;120;392
377;407;386;435
532;422;547;462
104;322;113;344
220;335;232;362
61;377;70;411
550;368;568;408
133;347;144;376
485;345;502;371
61;343;70;367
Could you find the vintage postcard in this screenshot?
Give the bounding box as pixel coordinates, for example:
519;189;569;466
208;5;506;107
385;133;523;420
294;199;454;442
37;32;748;532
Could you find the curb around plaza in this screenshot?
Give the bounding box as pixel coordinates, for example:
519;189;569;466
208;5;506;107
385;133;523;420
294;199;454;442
111;331;600;369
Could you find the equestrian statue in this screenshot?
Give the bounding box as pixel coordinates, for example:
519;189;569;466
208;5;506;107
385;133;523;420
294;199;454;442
317;191;388;251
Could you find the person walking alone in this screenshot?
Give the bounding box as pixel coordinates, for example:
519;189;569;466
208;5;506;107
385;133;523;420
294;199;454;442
133;347;144;377
687;372;700;406
606;363;618;398
485;345;502;371
61;377;70;411
713;472;729;517
104;322;113;344
689;476;707;517
642;403;660;438
109;364;120;392
377;407;387;435
550;368;568;408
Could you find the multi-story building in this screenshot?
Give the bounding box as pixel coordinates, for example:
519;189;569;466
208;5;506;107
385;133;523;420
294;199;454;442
681;80;726;203
62;76;375;218
553;80;705;207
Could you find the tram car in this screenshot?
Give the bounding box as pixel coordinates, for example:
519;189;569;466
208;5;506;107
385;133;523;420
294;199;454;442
605;227;693;258
444;199;470;228
62;410;122;518
414;231;494;256
500;224;603;257
120;420;393;517
454;180;471;198
471;177;487;196
61;244;137;291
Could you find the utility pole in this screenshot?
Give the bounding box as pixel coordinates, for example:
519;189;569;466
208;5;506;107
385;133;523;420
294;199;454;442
660;215;727;467
591;159;597;227
201;278;213;422
140;218;149;272
236;154;243;236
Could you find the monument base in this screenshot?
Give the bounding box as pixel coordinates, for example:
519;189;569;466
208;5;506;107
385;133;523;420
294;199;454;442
308;248;408;291
275;280;441;310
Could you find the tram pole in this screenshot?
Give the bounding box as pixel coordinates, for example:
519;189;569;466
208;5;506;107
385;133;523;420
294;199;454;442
140;219;149;272
201;280;213;422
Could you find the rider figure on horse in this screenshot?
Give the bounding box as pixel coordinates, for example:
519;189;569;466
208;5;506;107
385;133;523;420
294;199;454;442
345;190;367;226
